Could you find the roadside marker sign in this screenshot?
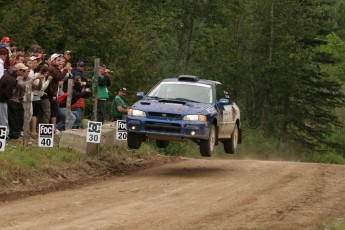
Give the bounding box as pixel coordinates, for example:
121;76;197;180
0;126;7;151
39;124;54;147
86;121;102;143
116;120;127;140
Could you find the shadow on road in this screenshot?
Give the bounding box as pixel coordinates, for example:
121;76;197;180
153;166;232;178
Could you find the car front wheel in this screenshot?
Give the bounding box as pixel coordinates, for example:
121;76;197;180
200;124;216;157
127;132;142;149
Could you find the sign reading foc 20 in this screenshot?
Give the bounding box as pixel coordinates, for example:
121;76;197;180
116;120;127;140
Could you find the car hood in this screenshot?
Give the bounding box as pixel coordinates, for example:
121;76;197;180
131;99;213;115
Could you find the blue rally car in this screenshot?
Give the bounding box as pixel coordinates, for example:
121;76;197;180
126;75;242;157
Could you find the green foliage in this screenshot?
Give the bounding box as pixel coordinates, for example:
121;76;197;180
1;0;345;157
307;152;345;164
145;140;195;157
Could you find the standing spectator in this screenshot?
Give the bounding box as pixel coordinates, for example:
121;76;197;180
11;47;25;66
0;64;17;134
0;47;8;79
47;53;69;134
39;68;53;125
41;54;51;68
1;37;12;64
71;61;89;128
31;67;53;137
73;61;87;82
15;46;25;56
1;37;11;47
8;63;30;140
112;87;128;121
63;50;72;65
92;64;110;123
0;42;10;70
27;47;39;58
60;56;73;94
9;41;16;61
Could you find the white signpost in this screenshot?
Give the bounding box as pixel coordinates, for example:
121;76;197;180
116;120;127;140
86;121;102;143
38;124;54;147
0;126;7;151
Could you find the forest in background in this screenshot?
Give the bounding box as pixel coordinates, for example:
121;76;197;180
1;0;345;160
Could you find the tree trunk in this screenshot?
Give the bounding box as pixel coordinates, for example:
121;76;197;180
93;58;100;122
65;79;73;130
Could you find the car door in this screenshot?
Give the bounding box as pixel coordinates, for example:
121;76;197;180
216;84;235;139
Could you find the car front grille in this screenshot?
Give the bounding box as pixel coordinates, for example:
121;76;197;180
145;121;181;133
147;112;182;119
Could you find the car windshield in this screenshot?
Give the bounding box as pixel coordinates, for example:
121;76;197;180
147;81;213;104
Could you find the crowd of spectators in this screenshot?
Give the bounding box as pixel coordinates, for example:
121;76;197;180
0;36;114;141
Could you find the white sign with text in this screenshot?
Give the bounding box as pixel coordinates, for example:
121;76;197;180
116;120;127;140
86;121;102;143
39;124;54;147
0;126;7;151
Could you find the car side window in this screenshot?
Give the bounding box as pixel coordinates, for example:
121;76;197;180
216;84;225;101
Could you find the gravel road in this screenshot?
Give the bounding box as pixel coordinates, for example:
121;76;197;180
0;158;344;229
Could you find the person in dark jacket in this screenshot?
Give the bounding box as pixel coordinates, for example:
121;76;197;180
46;53;69;134
8;63;30;139
0;66;17;134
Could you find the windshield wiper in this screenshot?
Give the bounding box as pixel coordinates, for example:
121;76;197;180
146;96;162;99
170;98;200;103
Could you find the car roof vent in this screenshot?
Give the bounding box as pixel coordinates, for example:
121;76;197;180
178;75;199;82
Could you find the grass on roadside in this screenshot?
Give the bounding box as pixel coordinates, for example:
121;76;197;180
0;141;86;185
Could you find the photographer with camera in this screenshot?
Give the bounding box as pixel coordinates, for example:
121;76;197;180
92;64;111;123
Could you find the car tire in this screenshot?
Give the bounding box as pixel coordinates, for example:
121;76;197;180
224;124;238;154
200;124;216;157
156;140;169;148
127;132;142;149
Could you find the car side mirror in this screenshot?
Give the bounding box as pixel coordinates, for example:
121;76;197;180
219;98;232;105
137;92;145;99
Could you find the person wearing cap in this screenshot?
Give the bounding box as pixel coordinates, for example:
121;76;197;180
47;53;70;134
1;37;11;46
0;37;12;68
11;47;25;66
15;47;25;56
7;63;31;139
112;87;128;121
71;61;90;128
27;47;39;57
0;64;17;134
92;64;111;123
63;50;72;63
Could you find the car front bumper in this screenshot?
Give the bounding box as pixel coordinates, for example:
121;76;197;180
126;116;210;140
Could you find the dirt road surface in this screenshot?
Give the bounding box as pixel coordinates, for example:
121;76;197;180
0;158;345;230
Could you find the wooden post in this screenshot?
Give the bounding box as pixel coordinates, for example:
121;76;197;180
93;58;100;121
65;79;73;130
23;82;32;146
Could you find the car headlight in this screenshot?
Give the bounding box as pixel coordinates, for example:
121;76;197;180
183;115;207;122
128;109;146;117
